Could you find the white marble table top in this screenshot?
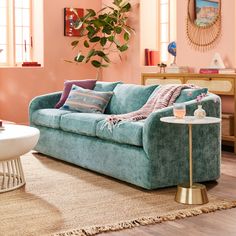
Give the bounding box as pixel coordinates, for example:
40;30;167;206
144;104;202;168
160;116;221;125
0;124;39;140
0;124;40;160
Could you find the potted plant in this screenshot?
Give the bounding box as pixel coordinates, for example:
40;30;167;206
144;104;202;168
68;0;134;78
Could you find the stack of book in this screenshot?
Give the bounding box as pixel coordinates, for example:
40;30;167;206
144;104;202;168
22;62;41;67
199;68;235;74
166;66;189;73
144;49;160;66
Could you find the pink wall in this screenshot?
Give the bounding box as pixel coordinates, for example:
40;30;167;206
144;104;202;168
1;0;236;123
177;0;236;72
0;0;102;124
101;0;141;84
102;0;236;81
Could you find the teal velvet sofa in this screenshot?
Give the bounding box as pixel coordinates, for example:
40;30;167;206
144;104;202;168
29;81;221;190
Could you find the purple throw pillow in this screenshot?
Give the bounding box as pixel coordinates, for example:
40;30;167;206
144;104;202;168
55;79;97;108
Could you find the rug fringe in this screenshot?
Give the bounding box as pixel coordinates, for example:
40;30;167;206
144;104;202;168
53;200;236;236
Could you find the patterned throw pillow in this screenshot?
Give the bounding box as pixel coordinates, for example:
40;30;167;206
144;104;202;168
175;88;208;103
61;85;113;113
55;79;97;108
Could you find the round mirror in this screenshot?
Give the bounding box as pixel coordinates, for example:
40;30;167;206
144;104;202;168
186;0;221;51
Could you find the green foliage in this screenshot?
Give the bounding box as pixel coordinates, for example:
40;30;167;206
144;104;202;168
70;0;134;69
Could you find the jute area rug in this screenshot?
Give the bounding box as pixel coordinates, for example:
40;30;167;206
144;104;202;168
0;152;235;236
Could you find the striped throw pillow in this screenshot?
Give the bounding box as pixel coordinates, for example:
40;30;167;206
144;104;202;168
61;85;113;113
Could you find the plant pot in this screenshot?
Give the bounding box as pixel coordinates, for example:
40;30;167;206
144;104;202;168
194;105;206;119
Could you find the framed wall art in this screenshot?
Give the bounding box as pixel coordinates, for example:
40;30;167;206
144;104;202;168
64;8;84;37
195;0;219;27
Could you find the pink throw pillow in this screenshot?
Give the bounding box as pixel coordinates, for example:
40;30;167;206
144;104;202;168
55;79;97;108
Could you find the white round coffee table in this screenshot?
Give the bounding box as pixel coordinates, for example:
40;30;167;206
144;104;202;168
160;116;221;205
0;124;40;193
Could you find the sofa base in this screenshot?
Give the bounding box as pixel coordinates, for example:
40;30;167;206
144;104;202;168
33;125;220;190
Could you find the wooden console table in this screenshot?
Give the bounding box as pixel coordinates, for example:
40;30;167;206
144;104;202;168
141;73;236;153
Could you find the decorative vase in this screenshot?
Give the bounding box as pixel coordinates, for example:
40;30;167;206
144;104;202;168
194;105;206;119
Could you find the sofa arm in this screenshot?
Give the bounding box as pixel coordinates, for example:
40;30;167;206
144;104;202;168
143;94;221;160
29;91;62;117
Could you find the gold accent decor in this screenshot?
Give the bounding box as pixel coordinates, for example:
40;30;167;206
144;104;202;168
186;0;222;51
175;124;209;205
175;184;209;205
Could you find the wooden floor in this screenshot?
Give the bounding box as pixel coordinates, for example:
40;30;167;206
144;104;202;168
101;151;236;236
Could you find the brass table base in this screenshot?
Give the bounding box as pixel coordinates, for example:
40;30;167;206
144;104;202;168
175;183;209;205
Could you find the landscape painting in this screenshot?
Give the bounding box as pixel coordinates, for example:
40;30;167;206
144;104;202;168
195;0;219;26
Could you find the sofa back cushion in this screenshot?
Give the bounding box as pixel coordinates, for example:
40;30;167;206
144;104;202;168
175;88;208;103
61;85;113;113
107;84;158;114
94;81;122;92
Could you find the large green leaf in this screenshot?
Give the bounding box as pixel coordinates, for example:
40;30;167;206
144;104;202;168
120;3;131;13
86;25;96;33
87;49;96;58
90;36;101;43
124;32;130;41
91;60;102;68
101;64;109;68
88;31;96;39
115;27;122;34
86;9;96;17
108;35;114;42
98;13;107;20
103;55;111;63
96;51;106;57
113;0;123;7
118;44;129;52
71;41;79;47
102;25;113;35
91;19;104;28
84;40;89;48
100;37;107;47
74;55;85;62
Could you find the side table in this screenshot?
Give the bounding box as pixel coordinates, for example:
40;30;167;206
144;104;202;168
160;116;221;205
0;124;40;193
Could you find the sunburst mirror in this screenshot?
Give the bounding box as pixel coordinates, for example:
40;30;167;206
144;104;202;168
186;0;221;51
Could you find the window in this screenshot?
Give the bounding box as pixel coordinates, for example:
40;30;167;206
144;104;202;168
159;0;169;62
158;0;176;63
0;1;8;64
15;0;32;63
0;0;32;66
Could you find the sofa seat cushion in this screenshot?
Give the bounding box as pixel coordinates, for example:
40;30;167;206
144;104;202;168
60;113;108;136
31;109;72;128
96;120;144;147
